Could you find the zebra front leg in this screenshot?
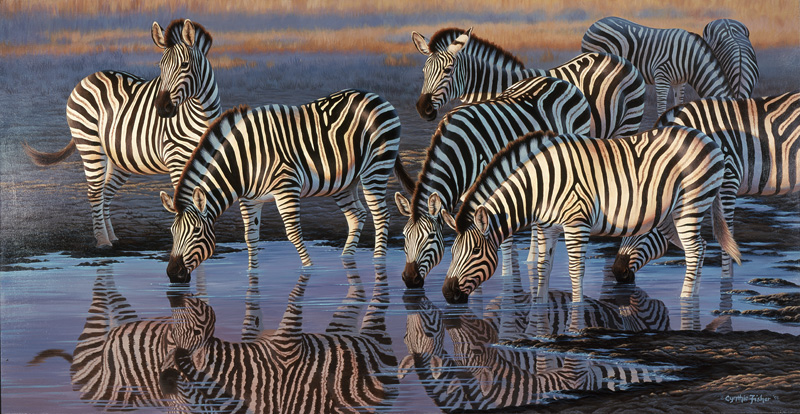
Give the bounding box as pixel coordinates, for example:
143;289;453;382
678;232;707;298
500;238;514;276
101;165;131;244
239;200;265;269
361;174;392;258
563;226;591;303
526;229;538;263
535;225;560;301
654;73;672;115
332;185;367;257
275;191;312;267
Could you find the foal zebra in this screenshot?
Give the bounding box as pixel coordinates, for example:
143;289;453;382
581;16;732;115
160;89;413;282
394;75;591;288
412;27;645;138
703;19;759;99
160;261;399;413
442;127;741;304
613;91;800;282
22;19;220;248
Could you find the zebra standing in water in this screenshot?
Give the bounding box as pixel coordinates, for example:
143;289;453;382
412;27;645;138
613;92;800;283
394;75;591;288
581;16;732;115
160;262;399;413
703;19;759;98
160;90;414;283
441;127;741;304
22;19;220;248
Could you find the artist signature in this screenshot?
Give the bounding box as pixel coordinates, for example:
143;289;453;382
723;394;780;404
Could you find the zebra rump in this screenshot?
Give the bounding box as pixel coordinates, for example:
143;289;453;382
703;18;759;99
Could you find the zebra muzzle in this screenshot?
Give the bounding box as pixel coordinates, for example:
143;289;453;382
402;262;425;288
155;91;178;118
442;277;468;304
612;253;636;284
166;255;192;284
415;93;437;121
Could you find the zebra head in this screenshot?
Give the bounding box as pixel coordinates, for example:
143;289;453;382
412;28;472;121
151;19;213;118
167;292;216;354
442;206;498;304
161;188;216;283
395;192;446;288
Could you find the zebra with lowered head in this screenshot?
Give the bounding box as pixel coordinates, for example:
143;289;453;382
22;19;220;248
394;75;591;288
703;18;759;99
412;27;645;138
160;89;414;283
581;16;732;115
441;127;741;304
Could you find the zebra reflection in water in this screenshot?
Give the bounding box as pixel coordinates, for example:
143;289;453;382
160;259;399;413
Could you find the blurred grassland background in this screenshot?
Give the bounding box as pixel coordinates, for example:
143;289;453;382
2;0;798;69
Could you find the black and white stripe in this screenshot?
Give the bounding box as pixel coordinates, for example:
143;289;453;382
22;19;220;248
581;16;732;114
442;127;741;304
614;92;800;282
703;19;759;99
160;89;413;282
412;27;646;138
394;75;591;288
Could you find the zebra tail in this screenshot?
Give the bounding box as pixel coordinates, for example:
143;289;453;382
712;192;742;265
22;139;76;166
27;349;74;366
394;155;416;196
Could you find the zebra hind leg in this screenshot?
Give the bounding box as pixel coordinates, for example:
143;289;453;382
82;156;114;248
360;172;392;258
101;165;132;244
275;189;312;267
332;185;367;257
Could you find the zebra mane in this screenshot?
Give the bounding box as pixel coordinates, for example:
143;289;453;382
455;130;556;233
410;111;456;220
163;18;213;51
428;27;525;70
173;104;251;210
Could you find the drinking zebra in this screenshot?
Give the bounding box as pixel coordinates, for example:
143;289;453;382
703;19;759;99
412;27;645;138
160;89;414;282
581;16;732;115
441;127;741;304
160;261;400;413
394;75;591;288
613;91;800;283
22;19;220;248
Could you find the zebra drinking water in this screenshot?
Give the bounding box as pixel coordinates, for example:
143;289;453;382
22;19;221;248
160;89;414;282
581;16;732;115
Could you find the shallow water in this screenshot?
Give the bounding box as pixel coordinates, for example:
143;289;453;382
2;239;797;413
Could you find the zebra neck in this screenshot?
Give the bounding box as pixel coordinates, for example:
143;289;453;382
459;56;533;104
192;69;221;121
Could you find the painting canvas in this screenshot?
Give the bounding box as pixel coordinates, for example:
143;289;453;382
1;1;798;412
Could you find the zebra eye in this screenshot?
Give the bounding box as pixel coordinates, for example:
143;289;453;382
443;67;452;75
181;61;190;69
194;329;203;336
472;247;481;255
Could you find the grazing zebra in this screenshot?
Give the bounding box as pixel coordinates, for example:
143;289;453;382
22;19;220;248
412;27;645;138
703;19;759;99
160;261;400;413
441;127;741;304
160;89;414;283
613;92;800;283
581;16;732;115
395;75;591;288
27;268;262;412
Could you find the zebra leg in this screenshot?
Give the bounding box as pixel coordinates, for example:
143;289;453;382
654;73;672;115
361;173;392;258
326;257;366;334
332;185;367;257
676;225;708;298
500;238;514;275
238;199;264;269
526;228;538;263
80;153;114;248
101;165;131;244
672;83;685;106
563;226;591;303
274;190;312;267
718;174;739;280
535;225;560;302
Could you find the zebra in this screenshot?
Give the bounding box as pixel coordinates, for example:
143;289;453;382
703;19;759;99
394;75;591;288
160;260;400;413
22;19;221;248
27;267;263;412
612;91;800;283
581;16;732;115
441;127;742;304
159;89;414;283
412;27;646;138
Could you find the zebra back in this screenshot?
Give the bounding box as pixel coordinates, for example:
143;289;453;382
703;19;759;98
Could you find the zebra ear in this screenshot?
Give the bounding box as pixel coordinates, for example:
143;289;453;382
160;191;177;214
428;192;443;216
181;19;196;48
430;355;444;379
446;28;472;56
411;31;431;56
192;187;207;214
474;206;489;235
441;209;457;231
151;22;167;49
477;367;492;396
394;192;412;217
397;354;414;380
